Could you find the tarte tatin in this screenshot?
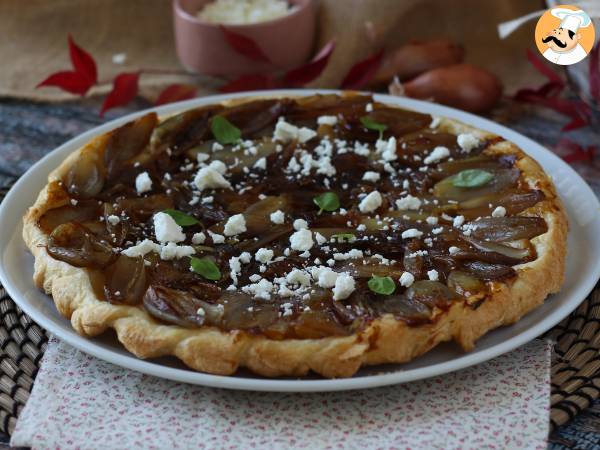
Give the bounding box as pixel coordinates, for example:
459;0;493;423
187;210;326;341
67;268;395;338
23;94;567;378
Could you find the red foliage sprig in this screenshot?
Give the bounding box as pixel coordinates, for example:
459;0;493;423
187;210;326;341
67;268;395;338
513;49;592;132
100;72;140;116
340;49;384;90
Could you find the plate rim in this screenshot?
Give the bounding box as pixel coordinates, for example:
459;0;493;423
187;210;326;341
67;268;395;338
1;89;598;392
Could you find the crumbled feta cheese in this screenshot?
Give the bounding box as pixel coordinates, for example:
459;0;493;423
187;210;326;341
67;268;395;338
314;267;338;288
457;133;480;152
399;271;415;287
160;242;195;260
366;103;373;112
427;269;439;281
375;137;397;162
273;119;317;143
359;191;383;213
208;230;225;244
122;239;161;257
426;216;438;225
289;229;313;251
356;224;367;232
401;228;423;239
70;199;78;206
429;116;441;128
192;232;206;244
193;167;231;191
107;215;121;226
432;227;444;235
270;209;285;224
293;218;308;230
223;214;247;236
453;215;465;228
317;115;338;126
255;248;274;263
448;246;460;255
423;146;450;164
212;142;224;152
135;172;152;194
395;195;422;211
362;171;381;182
253;157;267;170
332;273;355;300
153;212;185;243
286;269;311;286
492;206;507;217
242;279;274;300
197;153;210;163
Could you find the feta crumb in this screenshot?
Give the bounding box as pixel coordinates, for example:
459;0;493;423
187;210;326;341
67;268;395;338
242;279;274;300
212;142;224;152
375;137;397;162
395;195;422;211
399;272;415;287
317;115;338;126
122;239;161;257
286;269;311;286
427;269;439;281
401;228;423;239
273;119;317;143
457;133;480;152
366;103;373;112
197;153;210;163
359;191;383;213
426;216;438;225
193;167;231;191
423;146;450;164
289;229;313;251
315;232;327;245
255;248;274;263
314;267;338;288
429;116;441;128
332;273;355;300
107;215;121;226
135;172;152;194
192;232;206;244
362;171;381;182
492;206;507;217
448;246;460;255
293;218;308;230
70;199;78;206
453;215;465;228
253;157;267;170
153;212;185;243
270;210;285;224
160;242;195;260
223;214;247;236
208;230;225;244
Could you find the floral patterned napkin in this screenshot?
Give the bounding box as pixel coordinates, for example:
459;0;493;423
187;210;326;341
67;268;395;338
11;337;550;450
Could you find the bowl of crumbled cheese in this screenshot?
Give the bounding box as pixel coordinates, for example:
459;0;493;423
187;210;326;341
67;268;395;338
173;0;316;76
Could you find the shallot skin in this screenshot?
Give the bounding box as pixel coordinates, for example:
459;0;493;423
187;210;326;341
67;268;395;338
402;64;503;113
370;38;465;86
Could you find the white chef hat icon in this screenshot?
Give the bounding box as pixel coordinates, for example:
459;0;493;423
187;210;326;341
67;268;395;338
550;8;592;33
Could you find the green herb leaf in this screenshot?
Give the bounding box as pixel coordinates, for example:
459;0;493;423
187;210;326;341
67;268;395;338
190;256;221;281
368;275;396;295
163;209;199;226
211;115;241;145
313;192;340;213
330;233;356;242
360;116;387;139
452;169;494;188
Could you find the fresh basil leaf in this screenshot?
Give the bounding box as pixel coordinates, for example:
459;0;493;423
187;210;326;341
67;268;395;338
190;256;221;281
368;275;396;295
163;209;199;226
211;115;241;145
452;169;494;188
313;192;340;213
330;233;356;242
360;116;387;139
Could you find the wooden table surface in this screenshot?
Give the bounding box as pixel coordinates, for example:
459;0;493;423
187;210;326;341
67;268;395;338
0;95;598;449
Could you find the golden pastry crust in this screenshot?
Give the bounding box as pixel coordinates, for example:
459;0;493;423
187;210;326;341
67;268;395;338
23;97;568;378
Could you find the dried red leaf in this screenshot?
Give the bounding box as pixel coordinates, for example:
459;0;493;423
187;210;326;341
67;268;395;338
283;40;336;86
557;138;597;163
220;26;271;63
155;84;197;105
219;74;280;93
37;71;94;95
68;34;97;85
100;72;140;116
589;42;600;103
36;34;98;95
340;49;384;90
526;49;564;85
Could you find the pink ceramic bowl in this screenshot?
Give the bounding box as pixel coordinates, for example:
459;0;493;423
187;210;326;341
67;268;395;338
173;0;316;77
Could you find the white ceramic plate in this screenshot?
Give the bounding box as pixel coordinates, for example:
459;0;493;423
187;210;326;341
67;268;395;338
1;90;599;392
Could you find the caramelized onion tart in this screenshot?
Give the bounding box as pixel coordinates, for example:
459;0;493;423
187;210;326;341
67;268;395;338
23;94;567;378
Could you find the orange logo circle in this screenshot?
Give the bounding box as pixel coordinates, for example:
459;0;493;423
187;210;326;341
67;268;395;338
535;4;595;65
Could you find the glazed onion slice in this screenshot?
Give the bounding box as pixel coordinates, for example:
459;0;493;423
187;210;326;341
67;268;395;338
433;168;519;202
47;222;114;268
468;216;547;242
64;146;105;199
461;261;515;280
461;235;533;263
104;255;147;305
446;270;485;297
